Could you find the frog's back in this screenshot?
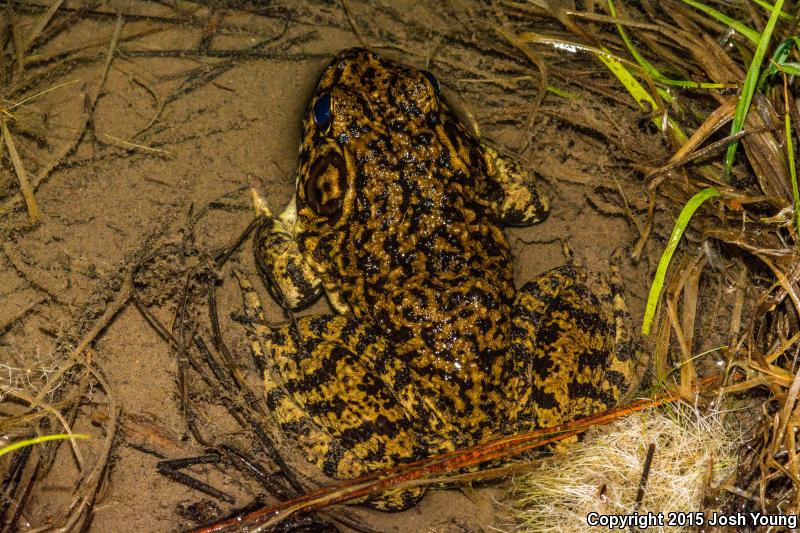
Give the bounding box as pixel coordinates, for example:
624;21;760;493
294;49;519;434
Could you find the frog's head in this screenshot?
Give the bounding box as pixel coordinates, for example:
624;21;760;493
292;48;549;274
294;48;444;227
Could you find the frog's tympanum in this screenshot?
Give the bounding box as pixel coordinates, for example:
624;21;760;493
238;48;638;510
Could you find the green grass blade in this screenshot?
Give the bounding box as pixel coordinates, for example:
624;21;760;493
680;0;760;44
596;53;657;109
0;433;90;458
607;0;663;80
777;62;800;75
724;0;785;174
786;107;800;236
752;0;794;21
546;85;578;99
759;37;800;86
642;187;721;335
595;53;688;145
607;0;729;90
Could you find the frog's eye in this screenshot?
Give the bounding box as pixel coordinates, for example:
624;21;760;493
421;70;439;95
313;92;332;131
305;151;346;217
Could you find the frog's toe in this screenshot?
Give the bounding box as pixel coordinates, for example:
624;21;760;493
482;144;550;226
494;167;550;227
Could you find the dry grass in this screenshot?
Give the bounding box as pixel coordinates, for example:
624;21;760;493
510;405;744;533
495;0;800;524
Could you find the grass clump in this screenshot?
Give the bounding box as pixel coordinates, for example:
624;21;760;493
511;406;742;533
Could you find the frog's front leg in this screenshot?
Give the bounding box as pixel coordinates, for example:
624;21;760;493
482;142;551;227
252;190;348;312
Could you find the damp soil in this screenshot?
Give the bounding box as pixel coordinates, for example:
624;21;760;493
0;2;675;532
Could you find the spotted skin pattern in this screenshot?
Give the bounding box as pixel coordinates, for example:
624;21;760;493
240;48;637;510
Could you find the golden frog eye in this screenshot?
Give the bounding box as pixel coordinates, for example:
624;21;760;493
304;150;347;217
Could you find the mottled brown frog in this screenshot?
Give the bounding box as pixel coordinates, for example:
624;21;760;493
237;48;637;510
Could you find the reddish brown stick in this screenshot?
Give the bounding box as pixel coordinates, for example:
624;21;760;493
192;392;683;532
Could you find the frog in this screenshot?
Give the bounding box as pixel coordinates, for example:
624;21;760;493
236;48;638;510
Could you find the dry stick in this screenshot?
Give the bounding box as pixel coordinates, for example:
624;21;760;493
766;332;800;364
192;391;696;533
51;408;119;533
0;107;86;219
174;272;193;441
634;443;656;511
681;258;703;352
754;253;800;321
110;60;163;137
0;444;33;533
632;99;739;260
5;389;85;471
1;8;124;224
1;117;41;223
340;0;366;48
4;455;41;533
491;24;547;131
773;366;800;460
0;396;86;434
88;10;122;125
2;241;69;305
631;193;655;261
33;276;131;405
787;411;800;501
74;362;118;533
728;266;747;352
645;125;779;189
0;84;84;220
7;4;24;77
669;254;706;395
21;0;64;55
645;99;737;186
666;299;697;399
0;294;47;334
23;364;119;533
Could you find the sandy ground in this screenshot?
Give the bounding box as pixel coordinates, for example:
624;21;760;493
0;1;671;531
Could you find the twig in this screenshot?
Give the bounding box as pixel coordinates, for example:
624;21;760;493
5;390;85;470
191;392;696;532
33;276;131;405
1;117;41;223
21;0;64;55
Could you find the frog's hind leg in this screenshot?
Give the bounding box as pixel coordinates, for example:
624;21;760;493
510;256;637;430
235;272;426;510
235;271;346;476
272;315;432;510
482;142;550;227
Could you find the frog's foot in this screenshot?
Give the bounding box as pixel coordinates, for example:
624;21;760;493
510;259;637;430
268;314;433;510
234;271;427;510
251;190;324;311
482;143;550;227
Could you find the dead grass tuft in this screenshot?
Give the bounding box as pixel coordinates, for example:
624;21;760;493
511;405;743;533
